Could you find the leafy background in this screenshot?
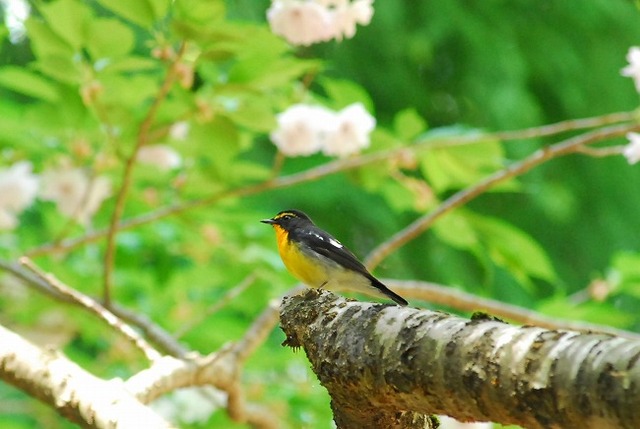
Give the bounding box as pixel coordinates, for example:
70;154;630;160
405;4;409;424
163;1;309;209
1;0;640;427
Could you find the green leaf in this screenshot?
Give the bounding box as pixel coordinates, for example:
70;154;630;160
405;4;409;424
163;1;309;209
32;55;82;85
38;0;92;49
393;108;427;141
0;67;59;102
86;18;135;59
25;18;75;59
319;77;374;111
187;116;241;183
468;212;557;284
101;56;160;73
0;24;8;45
538;297;635;328
420;128;513;193
99;73;159;108
228;55;321;90
609;252;640;299
433;210;479;250
95;0;155;28
220;95;276;133
147;0;170;21
174;0;226;25
172;14;229;49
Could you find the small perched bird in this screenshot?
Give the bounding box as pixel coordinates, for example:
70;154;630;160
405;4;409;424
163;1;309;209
261;209;408;306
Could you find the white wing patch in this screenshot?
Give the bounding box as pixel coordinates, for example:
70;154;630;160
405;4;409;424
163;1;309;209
310;231;343;248
328;238;343;248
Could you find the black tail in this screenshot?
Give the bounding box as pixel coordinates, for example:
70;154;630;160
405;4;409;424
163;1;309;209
369;276;408;306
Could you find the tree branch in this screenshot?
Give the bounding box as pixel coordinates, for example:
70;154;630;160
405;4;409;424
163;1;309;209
0;324;174;429
19;257;162;362
384;279;640;340
280;289;640;429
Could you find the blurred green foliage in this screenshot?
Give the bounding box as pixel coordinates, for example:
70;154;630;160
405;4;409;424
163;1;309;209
0;0;639;427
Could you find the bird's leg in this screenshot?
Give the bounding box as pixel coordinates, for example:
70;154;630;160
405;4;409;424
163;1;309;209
318;280;328;290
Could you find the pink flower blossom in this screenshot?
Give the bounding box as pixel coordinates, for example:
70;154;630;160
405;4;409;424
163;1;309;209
0;161;38;229
138;145;182;170
40;168;111;226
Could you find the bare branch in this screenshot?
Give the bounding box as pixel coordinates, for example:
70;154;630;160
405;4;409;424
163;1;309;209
125;351;278;429
0;324;174;429
574;144;626;157
0;258;188;358
19;257;162;362
493;110;637;140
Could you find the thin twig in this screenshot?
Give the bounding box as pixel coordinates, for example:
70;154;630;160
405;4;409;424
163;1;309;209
174;274;257;339
364;122;640;270
19;257;163;362
492;110;637;141
102;41;188;307
385;279;640;340
574;144;626;158
270;151;286;178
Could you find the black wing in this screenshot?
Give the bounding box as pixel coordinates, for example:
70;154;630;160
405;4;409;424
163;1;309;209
292;226;370;276
292;225;409;306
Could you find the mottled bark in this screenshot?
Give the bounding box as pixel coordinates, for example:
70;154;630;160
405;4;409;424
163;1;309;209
279;289;640;429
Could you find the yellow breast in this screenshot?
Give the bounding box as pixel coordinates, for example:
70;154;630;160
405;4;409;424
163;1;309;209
274;226;327;287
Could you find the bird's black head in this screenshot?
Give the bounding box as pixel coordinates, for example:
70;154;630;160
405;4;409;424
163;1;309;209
261;209;313;230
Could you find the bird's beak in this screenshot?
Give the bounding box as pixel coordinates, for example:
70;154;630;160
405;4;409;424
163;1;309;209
261;218;276;225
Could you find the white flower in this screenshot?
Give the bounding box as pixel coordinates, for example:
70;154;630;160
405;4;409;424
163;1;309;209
332;0;374;40
40;168;111;226
623;132;640;165
0;161;39;230
267;0;335;46
169;121;190;141
137;145;182;170
0;210;16;230
270;104;335;156
621;46;640;93
322;103;375;157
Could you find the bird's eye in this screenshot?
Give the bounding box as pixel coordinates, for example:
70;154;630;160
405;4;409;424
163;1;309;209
281;215;291;220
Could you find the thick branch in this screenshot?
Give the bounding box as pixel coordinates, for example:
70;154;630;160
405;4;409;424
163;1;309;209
280;290;640;429
0;324;174;429
384;279;640;340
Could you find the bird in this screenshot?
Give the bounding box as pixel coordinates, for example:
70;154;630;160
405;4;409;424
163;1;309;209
261;209;408;306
